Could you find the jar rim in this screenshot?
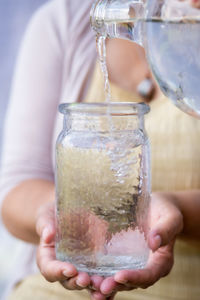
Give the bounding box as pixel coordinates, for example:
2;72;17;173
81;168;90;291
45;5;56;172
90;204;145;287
59;102;150;116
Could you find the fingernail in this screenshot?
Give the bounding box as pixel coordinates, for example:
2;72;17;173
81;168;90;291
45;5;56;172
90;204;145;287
91;291;106;300
62;270;76;278
154;235;162;248
116;278;127;284
114;275;127;284
76;279;88;288
42;227;50;241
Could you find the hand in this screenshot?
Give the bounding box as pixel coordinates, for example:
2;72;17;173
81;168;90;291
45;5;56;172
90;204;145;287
36;202;91;290
36;202;108;295
190;0;200;9
90;192;184;300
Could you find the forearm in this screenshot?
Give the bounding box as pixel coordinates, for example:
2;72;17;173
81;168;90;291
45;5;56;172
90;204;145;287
173;190;200;240
1;179;55;244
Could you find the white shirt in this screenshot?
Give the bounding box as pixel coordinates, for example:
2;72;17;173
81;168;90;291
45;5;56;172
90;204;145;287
0;0;96;297
162;0;200;18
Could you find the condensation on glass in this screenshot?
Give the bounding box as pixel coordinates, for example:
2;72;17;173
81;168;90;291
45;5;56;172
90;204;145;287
55;103;151;276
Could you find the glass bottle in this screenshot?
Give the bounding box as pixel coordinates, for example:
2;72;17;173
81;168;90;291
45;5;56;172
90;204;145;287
91;0;200;118
90;0;145;45
55;102;151;276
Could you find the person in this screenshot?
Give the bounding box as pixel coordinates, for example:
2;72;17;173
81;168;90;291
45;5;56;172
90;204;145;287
1;0;200;299
162;0;200;16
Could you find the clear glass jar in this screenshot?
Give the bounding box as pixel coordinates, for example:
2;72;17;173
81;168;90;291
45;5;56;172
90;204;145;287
55;102;151;276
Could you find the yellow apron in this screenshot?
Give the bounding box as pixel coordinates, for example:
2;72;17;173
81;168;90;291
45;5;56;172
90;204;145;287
9;62;200;300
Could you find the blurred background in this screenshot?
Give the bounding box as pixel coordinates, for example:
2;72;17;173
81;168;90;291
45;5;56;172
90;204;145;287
0;1;48;298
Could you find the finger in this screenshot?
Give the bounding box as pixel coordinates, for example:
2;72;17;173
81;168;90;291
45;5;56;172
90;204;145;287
149;241;175;277
36;203;56;242
37;245;77;282
90;291;117;300
114;269;155;288
148;211;183;251
89;291;107;300
76;272;91;288
148;233;162;252
62;272;90;290
41;260;78;282
41;226;55;244
90;275;104;291
62;276;82;290
100;277;118;296
115;245;174;289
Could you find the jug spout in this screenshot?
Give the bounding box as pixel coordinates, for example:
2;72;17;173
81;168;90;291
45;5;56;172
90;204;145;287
90;0;145;46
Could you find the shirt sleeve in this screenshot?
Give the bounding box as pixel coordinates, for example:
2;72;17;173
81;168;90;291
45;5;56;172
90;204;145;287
0;0;66;214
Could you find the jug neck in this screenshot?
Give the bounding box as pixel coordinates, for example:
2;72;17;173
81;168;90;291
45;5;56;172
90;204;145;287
90;0;145;46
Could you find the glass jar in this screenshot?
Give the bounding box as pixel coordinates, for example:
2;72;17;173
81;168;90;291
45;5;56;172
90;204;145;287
55;102;151;276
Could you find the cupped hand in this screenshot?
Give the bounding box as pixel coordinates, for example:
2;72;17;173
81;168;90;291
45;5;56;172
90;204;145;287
36;201;91;290
90;192;184;299
190;0;200;9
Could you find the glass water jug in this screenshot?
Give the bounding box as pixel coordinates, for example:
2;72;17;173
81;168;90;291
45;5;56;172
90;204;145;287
91;0;200;118
55;102;151;276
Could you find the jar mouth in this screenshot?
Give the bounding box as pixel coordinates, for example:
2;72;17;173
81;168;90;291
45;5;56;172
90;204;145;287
59;102;150;116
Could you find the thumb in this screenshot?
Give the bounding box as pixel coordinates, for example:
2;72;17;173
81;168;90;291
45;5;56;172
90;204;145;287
148;211;183;251
36;202;56;243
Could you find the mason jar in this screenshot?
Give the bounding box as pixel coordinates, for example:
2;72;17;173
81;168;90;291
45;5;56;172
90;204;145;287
55;102;151;276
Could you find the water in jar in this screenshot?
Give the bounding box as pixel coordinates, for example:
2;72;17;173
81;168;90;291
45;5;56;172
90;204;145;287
56;129;150;276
